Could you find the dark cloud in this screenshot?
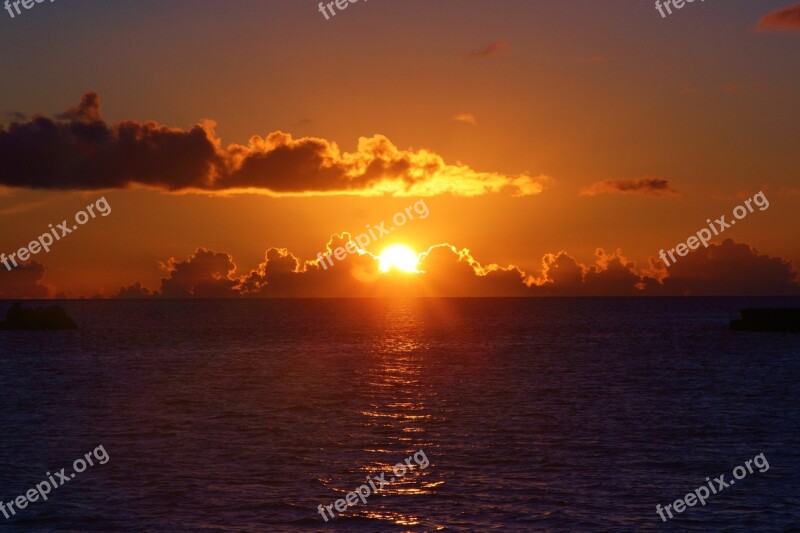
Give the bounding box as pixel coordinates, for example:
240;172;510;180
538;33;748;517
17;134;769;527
55;92;102;122
238;247;309;297
6;239;797;299
415;244;528;297
584;249;653;296
529;251;586;296
158;248;240;298
117;239;800;298
654;239;799;296
529;249;662;296
0;96;219;191
0;260;50;299
0;94;545;197
469;40;510;58
241;235;388;298
757;3;800;32
580;177;678;197
115;282;155;299
3;111;27;123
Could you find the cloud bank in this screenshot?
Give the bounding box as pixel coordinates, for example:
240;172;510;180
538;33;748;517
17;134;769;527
98;238;797;299
4;237;795;299
0;93;546;198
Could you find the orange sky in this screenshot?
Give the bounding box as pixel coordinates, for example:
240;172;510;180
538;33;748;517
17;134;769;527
0;1;799;297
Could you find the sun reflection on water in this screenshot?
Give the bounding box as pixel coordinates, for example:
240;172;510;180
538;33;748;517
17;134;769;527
350;301;445;529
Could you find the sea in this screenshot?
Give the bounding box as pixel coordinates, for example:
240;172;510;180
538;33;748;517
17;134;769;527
0;297;798;532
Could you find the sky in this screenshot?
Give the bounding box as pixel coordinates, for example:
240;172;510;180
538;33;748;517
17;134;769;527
0;0;799;298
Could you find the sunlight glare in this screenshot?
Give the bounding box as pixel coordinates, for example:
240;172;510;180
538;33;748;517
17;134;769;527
378;245;420;273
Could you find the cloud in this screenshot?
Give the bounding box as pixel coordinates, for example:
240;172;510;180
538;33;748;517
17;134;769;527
100;238;799;299
415;244;529;297
55;92;102;122
0;93;546;198
527;251;585;295
115;282;155;299
528;241;797;296
0;94;219;192
655;239;799;295
756;3;800;32
111;239;536;299
158;248;240;298
453;113;477;126
3;111;27;123
526;249;662;296
0;93;545;196
580;177;678;197
0;260;50;299
469;40;510;58
7;228;795;298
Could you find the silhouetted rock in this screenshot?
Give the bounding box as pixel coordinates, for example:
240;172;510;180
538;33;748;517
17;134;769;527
0;302;78;330
730;308;800;333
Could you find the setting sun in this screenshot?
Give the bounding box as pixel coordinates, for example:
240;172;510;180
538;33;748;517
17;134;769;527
378;245;420;273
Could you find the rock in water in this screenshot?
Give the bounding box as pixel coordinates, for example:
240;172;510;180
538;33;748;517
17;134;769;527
0;302;78;330
730;308;800;333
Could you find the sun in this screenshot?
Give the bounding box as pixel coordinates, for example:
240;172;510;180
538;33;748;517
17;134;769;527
378;245;420;273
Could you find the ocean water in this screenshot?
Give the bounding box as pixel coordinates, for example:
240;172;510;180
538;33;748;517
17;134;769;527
0;297;798;532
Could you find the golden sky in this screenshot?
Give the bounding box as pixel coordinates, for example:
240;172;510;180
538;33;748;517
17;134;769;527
0;1;799;297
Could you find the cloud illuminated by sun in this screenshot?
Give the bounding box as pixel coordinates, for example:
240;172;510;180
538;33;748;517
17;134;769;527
378;245;420;273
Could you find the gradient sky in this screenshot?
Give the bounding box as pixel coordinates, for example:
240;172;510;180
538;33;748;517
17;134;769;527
1;0;798;297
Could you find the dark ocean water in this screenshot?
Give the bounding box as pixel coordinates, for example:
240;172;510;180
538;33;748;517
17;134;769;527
0;297;798;532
